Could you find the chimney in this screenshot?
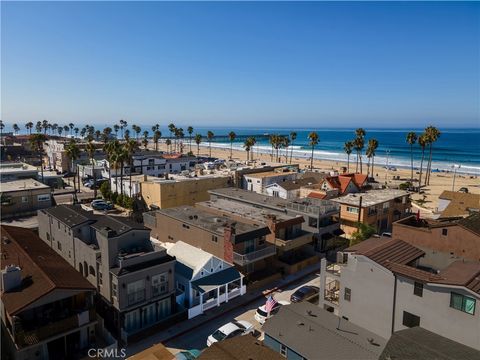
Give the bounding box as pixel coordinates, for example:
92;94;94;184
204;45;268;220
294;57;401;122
1;265;22;292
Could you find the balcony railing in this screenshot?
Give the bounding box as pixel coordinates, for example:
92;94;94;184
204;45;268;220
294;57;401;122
15;309;95;347
233;245;276;266
127;289;146;306
326;263;342;276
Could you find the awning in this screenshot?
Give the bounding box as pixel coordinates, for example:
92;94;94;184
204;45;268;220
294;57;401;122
333;228;345;236
191;267;241;294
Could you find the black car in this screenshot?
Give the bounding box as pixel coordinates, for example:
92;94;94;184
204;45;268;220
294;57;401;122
290;285;320;303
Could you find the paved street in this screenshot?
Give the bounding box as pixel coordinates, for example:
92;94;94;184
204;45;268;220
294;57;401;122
163;274;320;355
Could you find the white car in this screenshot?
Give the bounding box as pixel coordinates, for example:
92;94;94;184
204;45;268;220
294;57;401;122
254;300;290;325
206;320;254;347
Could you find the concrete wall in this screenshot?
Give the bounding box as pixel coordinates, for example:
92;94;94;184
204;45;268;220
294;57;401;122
392;222;480;262
394;277;480;350
141;176;231;209
339;254;395;338
1;187;51;219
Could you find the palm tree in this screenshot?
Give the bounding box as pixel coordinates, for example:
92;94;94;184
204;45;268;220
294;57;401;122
113;124;120;138
63;125;70;136
69;123;74;136
74;127;79;138
354;128;366;173
29;134;47;183
105;140;122;194
86;140;98;198
42;120;49;134
80;127;87;138
308;132;319;170
243;137;256;161
176;128;184;154
283;136;291;163
366;139;379;178
119;119;127;139
125;139;138;197
424;126;441;186
153;130;161;151
207;131;214;158
187;126;194;153
168;123;176;150
65;139;80;202
418;134;427;190
228;131;236;159
95;130;101;141
142;130;149;150
194;134;202;156
289;131;297;164
35;121;42;133
58;127;63;137
25;122;34;135
0;121;4;145
124;129;130;141
133;125;141;142
406;132;418;182
11;123;19;135
344;141;354;172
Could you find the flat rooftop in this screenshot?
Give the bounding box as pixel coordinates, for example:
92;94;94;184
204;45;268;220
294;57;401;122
331;189;409;207
209;187;339;215
0;178;50;192
154;206;269;236
0;162;37;173
244;170;297;179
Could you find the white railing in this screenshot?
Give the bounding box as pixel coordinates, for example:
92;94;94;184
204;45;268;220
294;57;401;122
188;304;203;319
233;246;276;265
203;298;217;311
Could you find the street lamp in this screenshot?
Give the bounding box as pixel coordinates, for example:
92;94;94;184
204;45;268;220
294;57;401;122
452;164;461;191
385;150;391;180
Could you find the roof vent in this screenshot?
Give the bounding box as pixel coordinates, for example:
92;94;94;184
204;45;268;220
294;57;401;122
1;265;22;292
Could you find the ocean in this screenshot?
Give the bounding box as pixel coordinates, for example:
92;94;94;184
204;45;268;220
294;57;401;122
3;124;479;175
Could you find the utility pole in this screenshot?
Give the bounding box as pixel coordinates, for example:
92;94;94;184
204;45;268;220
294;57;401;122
452;164;461;191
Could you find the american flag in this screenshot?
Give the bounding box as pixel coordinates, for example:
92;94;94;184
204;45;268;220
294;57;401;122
265;295;278;313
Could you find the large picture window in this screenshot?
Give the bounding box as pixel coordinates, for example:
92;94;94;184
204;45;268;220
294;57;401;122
450;292;475;315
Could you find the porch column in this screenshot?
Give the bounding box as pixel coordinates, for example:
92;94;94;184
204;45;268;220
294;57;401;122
217;287;220;306
225;283;229;303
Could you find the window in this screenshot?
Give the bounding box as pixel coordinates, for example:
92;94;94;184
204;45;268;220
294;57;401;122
414;282;423;297
344;288;351;301
37;194;50;202
182;224;190;229
177;282;185;292
442;228;448;236
382;202;390;213
308;217;318;228
99;271;103;286
152;273;168;296
57;241;62;250
402;311;420;328
112;283;118;298
211;235;218;243
46;233;50;241
258;236;265;246
280;345;287;357
89;266;95;276
127;279;146;305
368;207;377;216
22;196;28;203
273;191;280;198
450;292;476;315
346;206;359;214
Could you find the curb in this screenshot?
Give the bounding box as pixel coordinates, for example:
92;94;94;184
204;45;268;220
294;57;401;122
158;267;319;345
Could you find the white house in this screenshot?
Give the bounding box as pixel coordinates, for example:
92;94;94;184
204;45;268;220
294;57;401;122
243;170;298;194
265;177;317;199
163;241;246;319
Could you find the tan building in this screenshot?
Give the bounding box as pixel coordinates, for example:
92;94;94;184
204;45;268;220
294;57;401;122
144;206;274;275
0;179;52;219
331;189;411;237
392;213;480;262
437;190;480;218
141;175;232;209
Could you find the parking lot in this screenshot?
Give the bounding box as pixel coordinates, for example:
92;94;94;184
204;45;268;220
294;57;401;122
163;274;320;355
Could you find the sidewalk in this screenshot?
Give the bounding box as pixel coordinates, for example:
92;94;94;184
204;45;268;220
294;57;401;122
128;261;320;352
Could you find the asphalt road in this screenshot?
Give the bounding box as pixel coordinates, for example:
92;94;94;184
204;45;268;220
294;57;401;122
164;274;320;354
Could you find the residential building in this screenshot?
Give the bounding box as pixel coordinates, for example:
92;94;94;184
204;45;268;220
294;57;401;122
198;334;283;360
262;302;387;360
45;139;104;173
163;241;245;318
319;238;480;350
145;206;274;275
302;173;368;200
37;205;180;343
392;213;480;261
0;225;107;360
140;174;232;209
379;327;480;360
206;188;342;253
243;169;298;194
265;177;317;199
0;162;38;182
437;190;480;218
0;179;52;219
331;189;411;237
233;164;300;189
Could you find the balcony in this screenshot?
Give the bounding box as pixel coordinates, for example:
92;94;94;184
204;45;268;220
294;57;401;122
14;309;95;347
233;245;276;266
272;231;314;251
324;280;340;306
326;263;342;277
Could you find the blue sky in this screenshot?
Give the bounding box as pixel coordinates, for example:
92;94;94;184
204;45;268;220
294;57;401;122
1;1;479;128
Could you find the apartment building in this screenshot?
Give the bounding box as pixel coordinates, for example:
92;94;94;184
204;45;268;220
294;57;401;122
331;189;411;237
243;169;298;194
0;226;104;360
319;238;480;350
392;213;480;262
141;174;232;209
37;205;179;343
207;188;341;253
144;206;274;275
45;139;104;173
0;162;38;182
0;179;52;219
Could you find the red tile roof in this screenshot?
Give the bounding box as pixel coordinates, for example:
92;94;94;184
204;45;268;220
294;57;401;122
324;173;367;195
307;192;327;200
1;225;95;315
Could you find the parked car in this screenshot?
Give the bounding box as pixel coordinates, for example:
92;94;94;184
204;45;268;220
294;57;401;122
254;300;290;324
290;285;320;303
91;200;113;210
175;350;201;360
206;320;254;347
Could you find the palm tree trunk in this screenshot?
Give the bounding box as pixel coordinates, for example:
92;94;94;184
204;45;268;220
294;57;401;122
129;160;133;198
426;145;433;185
92;158;97;198
114;163;118;194
418;150;425;192
290;142;294;164
120;162;124;195
410;144;414;181
310;146;314;169
189;136;192;153
359;152;363;174
367;158;370;178
230;142;233;159
372;156;375;178
209;141;212;157
347;155;350;173
355;152;359;173
197;144;200;157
